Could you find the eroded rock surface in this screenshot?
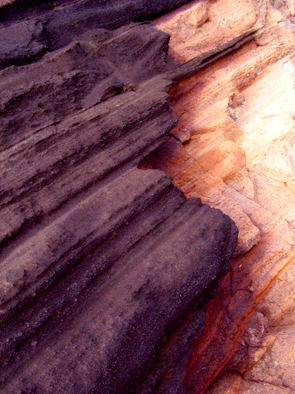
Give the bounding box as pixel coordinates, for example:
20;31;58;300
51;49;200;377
0;0;196;68
0;3;238;393
149;0;295;392
4;0;294;392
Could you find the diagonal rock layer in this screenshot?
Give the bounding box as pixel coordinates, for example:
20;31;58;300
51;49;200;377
0;2;238;393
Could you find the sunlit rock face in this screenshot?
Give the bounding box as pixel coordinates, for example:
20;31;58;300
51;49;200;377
155;0;266;63
151;0;295;392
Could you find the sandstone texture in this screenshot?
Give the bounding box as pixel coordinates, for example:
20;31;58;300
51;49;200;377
0;2;239;393
0;0;196;68
150;0;295;392
2;0;294;392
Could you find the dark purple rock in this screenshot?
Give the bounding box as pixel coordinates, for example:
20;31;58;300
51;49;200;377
0;6;238;393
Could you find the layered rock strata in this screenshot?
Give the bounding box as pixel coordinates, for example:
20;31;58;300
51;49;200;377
0;5;238;393
0;0;197;69
5;0;294;392
150;0;295;392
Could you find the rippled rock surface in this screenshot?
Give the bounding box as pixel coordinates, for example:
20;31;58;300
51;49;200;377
0;2;238;393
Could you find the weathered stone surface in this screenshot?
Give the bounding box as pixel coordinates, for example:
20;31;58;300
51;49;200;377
0;19;46;67
151;1;295;392
7;0;295;392
0;4;238;393
155;0;266;63
0;0;195;68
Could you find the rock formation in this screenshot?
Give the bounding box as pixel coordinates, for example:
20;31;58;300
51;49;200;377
0;0;197;69
2;0;295;392
149;0;295;392
0;2;239;393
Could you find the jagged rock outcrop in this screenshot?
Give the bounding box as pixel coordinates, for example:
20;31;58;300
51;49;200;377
0;4;238;393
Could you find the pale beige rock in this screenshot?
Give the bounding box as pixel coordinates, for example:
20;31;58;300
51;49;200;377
244;326;295;390
155;0;266;62
158;0;295;255
155;1;295;392
272;0;295;17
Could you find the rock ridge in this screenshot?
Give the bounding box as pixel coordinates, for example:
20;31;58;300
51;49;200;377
0;3;238;393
